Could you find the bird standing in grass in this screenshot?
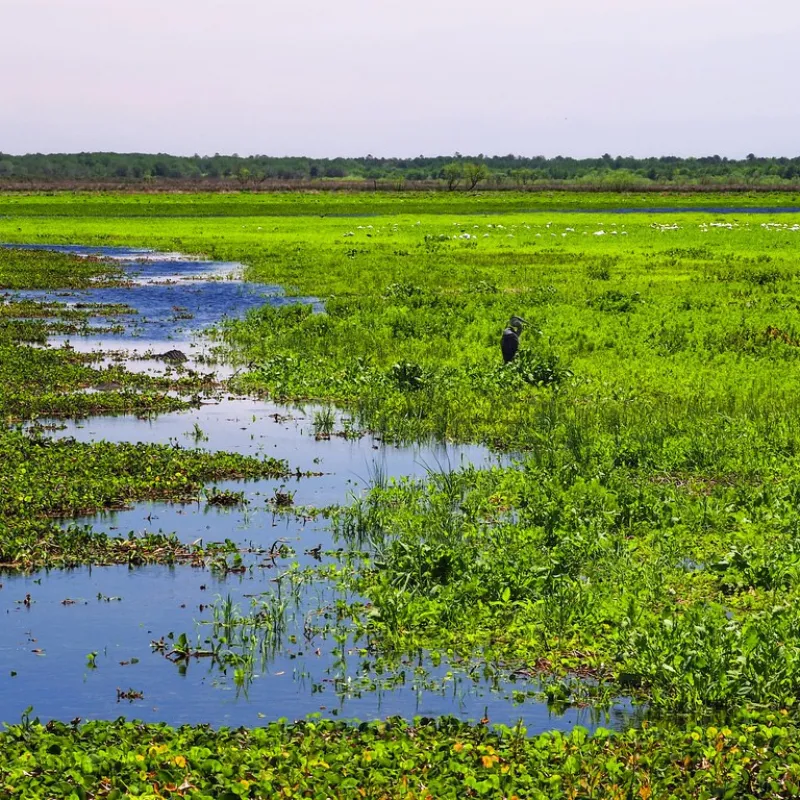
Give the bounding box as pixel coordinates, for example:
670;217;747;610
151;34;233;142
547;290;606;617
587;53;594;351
501;316;527;363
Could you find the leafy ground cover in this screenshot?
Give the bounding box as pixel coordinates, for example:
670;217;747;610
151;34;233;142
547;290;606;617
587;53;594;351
2;711;800;799
335;460;800;714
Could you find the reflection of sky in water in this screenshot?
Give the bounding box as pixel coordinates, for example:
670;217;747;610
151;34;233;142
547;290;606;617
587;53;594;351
46;397;510;546
8;400;639;731
44;398;506;490
15;283;318;341
0;565;636;730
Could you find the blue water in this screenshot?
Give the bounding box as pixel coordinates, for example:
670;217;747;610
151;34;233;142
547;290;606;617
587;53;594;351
3;399;630;730
45;397;502;481
3;398;635;731
1;243;321;343
0;565;633;731
2;244;186;260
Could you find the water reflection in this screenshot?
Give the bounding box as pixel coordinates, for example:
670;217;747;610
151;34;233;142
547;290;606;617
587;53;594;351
0;565;636;731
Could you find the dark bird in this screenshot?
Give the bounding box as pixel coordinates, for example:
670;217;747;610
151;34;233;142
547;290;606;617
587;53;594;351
501;316;527;363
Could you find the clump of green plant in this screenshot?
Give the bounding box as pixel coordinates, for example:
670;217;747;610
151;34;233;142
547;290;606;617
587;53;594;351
511;351;572;387
589;289;642;312
388;361;427;391
205;488;249;507
0;247;125;289
313;406;336;437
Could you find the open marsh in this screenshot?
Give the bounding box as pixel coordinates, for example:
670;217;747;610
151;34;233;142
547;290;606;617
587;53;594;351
5;192;800;796
0;240;586;732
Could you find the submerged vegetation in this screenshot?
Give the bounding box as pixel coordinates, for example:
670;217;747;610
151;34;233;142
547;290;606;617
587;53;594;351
6;192;800;792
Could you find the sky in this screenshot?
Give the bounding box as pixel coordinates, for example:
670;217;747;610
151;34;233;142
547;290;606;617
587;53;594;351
3;0;800;159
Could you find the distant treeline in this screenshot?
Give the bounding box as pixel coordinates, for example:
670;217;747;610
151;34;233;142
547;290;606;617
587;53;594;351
3;152;800;191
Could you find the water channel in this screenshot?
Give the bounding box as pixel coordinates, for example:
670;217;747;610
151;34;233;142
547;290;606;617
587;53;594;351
1;244;634;732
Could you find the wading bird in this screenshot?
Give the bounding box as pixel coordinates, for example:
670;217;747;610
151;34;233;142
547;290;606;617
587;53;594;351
501;316;527;363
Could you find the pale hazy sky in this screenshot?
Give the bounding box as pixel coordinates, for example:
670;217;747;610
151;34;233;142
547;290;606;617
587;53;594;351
3;0;799;158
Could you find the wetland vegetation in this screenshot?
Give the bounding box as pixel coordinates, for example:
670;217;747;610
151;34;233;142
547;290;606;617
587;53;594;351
4;191;800;796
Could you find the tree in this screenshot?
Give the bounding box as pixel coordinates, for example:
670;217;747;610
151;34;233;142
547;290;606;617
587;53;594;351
510;168;534;187
463;162;490;190
442;162;463;191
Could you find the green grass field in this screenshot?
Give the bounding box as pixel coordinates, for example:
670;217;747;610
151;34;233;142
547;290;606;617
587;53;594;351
5;192;800;796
